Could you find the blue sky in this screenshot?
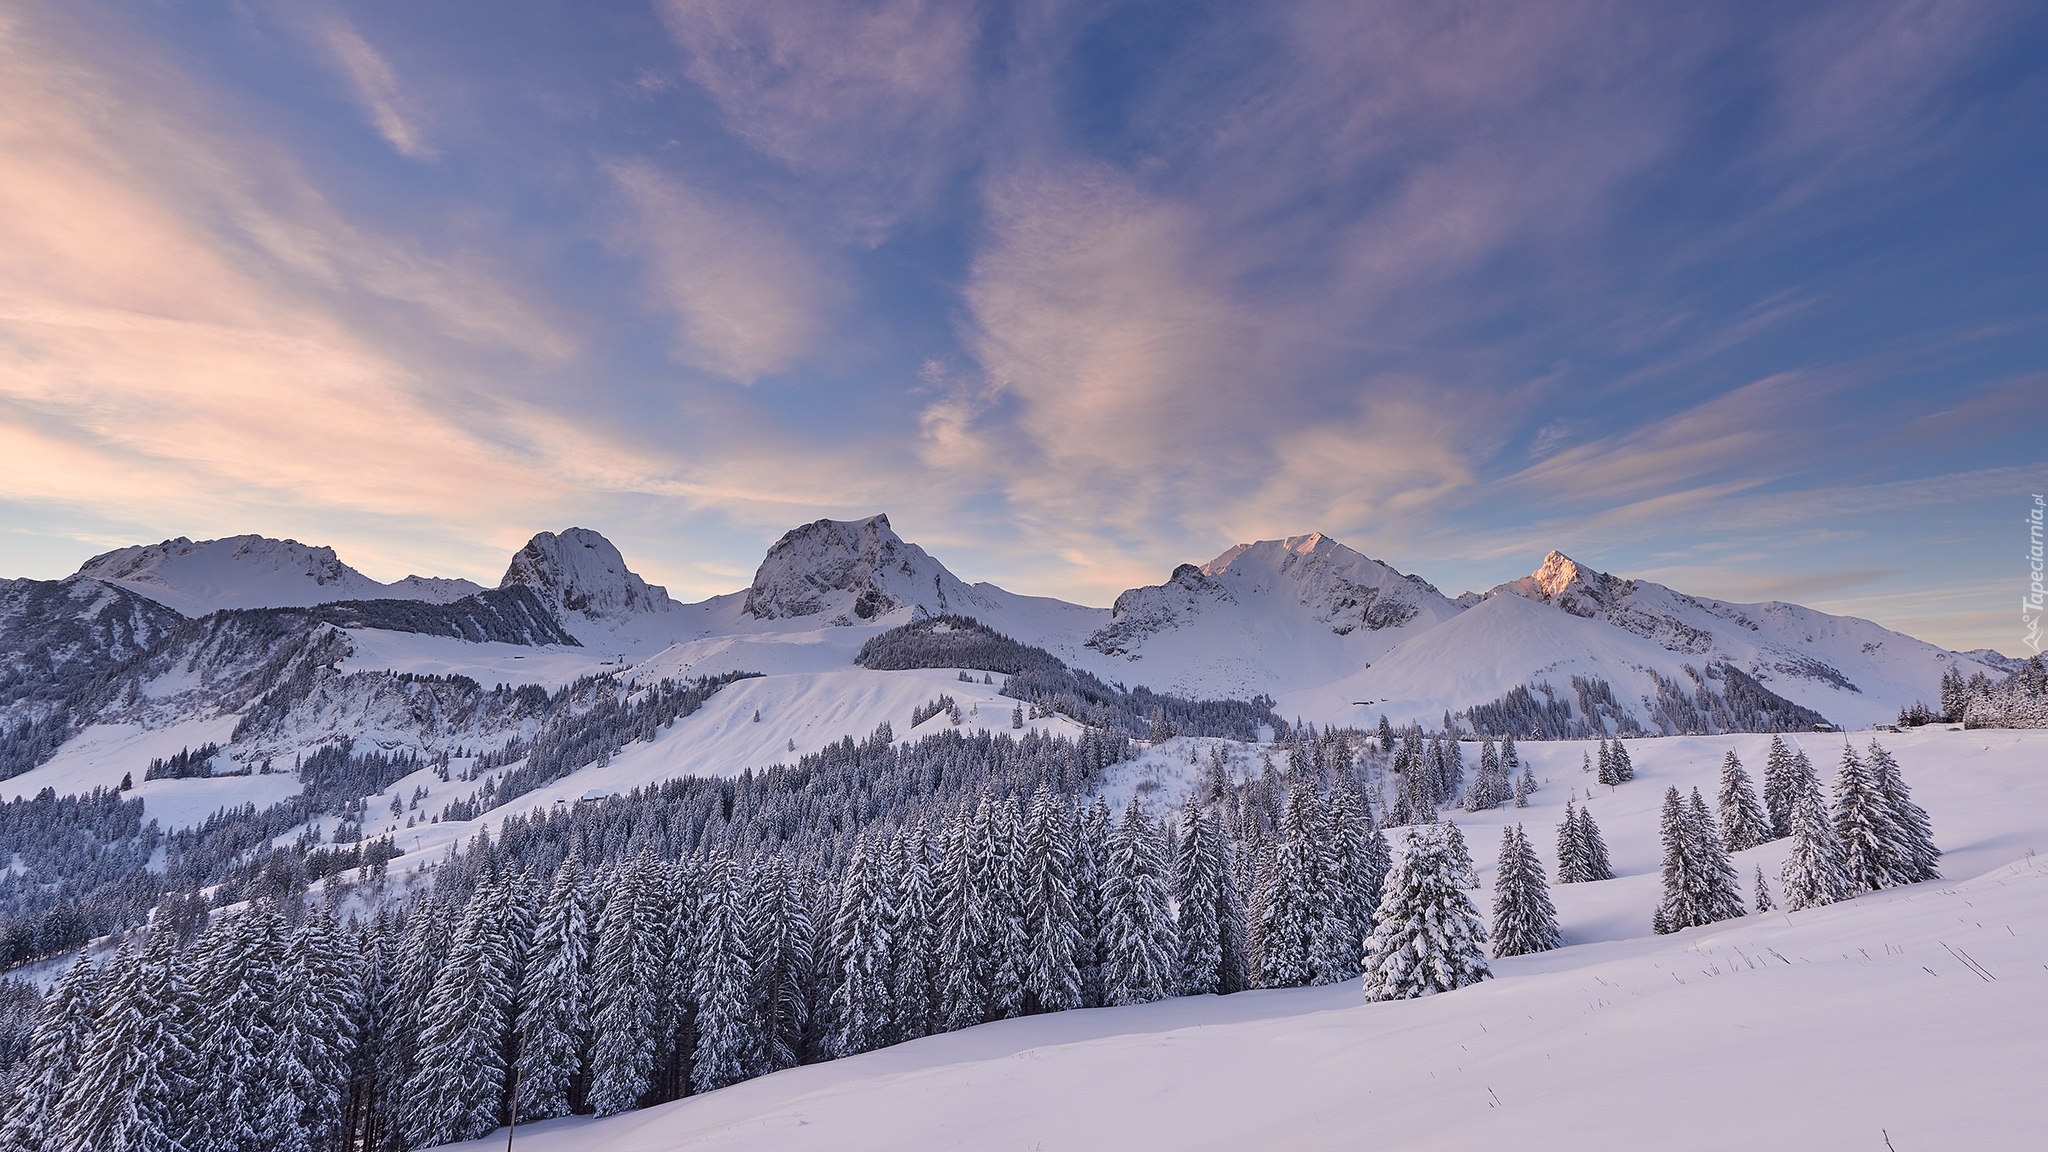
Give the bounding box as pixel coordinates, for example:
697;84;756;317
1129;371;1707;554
2;0;2044;652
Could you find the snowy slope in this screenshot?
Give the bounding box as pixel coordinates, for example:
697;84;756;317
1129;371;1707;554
430;727;2048;1152
71;535;482;614
1491;551;1993;730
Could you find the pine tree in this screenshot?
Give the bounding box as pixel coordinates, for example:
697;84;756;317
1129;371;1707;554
1317;780;1374;983
1171;795;1227;996
1653;787;1744;933
748;854;816;1073
1762;736;1800;838
274;909;360;1152
1596;739;1615;786
1867;741;1940;882
939;801;994;1029
1753;865;1775;913
828;835;893;1058
1831;744;1911;893
1073;799;1112;1008
1779;775;1851;911
1611;740;1634;782
192;902;289;1152
1099;800;1177;1006
588;861;660;1116
60;930;193;1152
1716;750;1772;851
1577;805;1614;882
405;877;516;1146
1491;825;1562;957
1255;785;1322;988
886;822;939;1040
985;795;1031;1021
1362;825;1491;1000
1513;763;1536;807
1020;787;1082;1014
0;953;100;1152
516;855;592;1122
690;849;759;1094
1555;800;1589;884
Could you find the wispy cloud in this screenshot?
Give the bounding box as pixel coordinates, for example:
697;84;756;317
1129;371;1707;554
318;15;436;161
608;161;840;383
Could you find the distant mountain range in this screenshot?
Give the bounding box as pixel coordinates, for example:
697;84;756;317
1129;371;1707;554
1;514;2015;796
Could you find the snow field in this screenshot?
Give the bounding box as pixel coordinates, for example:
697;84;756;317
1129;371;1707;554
430;728;2048;1152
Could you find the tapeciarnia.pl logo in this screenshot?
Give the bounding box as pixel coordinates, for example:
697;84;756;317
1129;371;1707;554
2027;494;2045;654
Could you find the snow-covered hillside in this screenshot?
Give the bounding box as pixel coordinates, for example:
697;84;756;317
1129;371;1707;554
431;727;2048;1152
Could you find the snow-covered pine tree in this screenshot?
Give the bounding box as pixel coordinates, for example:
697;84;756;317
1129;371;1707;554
404;876;516;1146
887;822;939;1039
690;849;760;1094
986;794;1032;1021
1020;786;1082;1013
516;855;592;1122
748;853;816;1074
1099;799;1177;1006
192;902;289;1152
1867;741;1940;882
274;907;361;1152
0;952;100;1152
1513;763;1535;808
1577;805;1614;882
1611;740;1634;782
1653;787;1744;933
1762;735;1800;838
1074;798;1112;1008
939;800;996;1029
1361;825;1491;1000
1717;750;1772;851
1255;784;1322;988
1500;735;1520;776
1491;825;1562;957
55;930;192;1152
1317;779;1373;983
1596;739;1615;786
828;834;893;1058
1442;821;1478;890
1171;795;1227;996
1830;743;1912;893
1753;865;1775;913
587;861;660;1116
1555;800;1589;884
1779;776;1851;911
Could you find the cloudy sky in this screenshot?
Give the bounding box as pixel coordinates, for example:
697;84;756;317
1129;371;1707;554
2;0;2044;651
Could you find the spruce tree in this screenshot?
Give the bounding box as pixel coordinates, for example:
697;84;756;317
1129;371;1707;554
405;877;515;1146
1867;741;1940;882
1021;787;1083;1013
1831;744;1911;893
1491;825;1562;957
828;835;893;1057
516;855;592;1122
192;903;289;1152
748;854;816;1073
1254;785;1322;988
1610;740;1634;782
1653;787;1744;933
1099;800;1177;1006
61;930;193;1152
1577;805;1614;882
985;795;1032;1021
939;800;996;1030
1317;780;1374;983
1362;825;1491;1000
1779;778;1851;911
587;862;659;1116
275;908;360;1152
1073;799;1112;1008
1753;865;1775;913
1762;736;1800;838
1596;739;1615;786
1555;800;1589;885
0;953;100;1152
1171;795;1228;996
690;849;759;1094
886;822;939;1040
1716;750;1772;851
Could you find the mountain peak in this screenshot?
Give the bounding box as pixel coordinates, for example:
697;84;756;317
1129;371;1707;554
1499;550;1628;619
500;528;673;621
70;534;401;615
743;514;974;622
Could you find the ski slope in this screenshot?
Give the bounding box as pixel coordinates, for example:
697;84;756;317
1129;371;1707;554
430;727;2048;1152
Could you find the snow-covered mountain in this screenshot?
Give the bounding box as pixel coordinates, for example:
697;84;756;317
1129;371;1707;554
72;535;483;615
1074;534;1462;699
743;514;989;623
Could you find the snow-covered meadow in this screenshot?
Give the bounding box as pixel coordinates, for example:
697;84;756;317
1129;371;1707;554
435;727;2048;1152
